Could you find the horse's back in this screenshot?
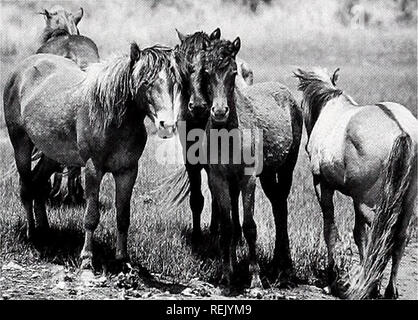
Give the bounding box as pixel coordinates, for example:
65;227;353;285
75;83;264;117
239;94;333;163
237;82;302;166
37;35;99;70
4;54;84;117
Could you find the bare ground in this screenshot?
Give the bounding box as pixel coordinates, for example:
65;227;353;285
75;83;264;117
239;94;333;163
0;243;416;300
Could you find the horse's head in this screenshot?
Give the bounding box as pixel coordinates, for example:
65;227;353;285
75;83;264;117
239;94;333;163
204;37;241;124
130;44;187;139
40;6;83;36
176;28;221;120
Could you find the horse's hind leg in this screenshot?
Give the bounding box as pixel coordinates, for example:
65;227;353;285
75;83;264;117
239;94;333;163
32;155;61;232
385;173;417;299
113;165;138;263
314;177;338;290
260;167;293;284
242;175;261;288
353;201;373;263
80;159;103;269
10;131;34;239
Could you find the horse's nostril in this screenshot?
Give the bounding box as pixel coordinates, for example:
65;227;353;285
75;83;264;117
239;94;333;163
188;102;194;110
225;107;229;113
159;121;165;128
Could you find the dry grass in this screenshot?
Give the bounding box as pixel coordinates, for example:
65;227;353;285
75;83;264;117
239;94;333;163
0;0;416;288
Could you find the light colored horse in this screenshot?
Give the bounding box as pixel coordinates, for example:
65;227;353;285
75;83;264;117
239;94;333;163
294;68;417;299
39;5;83;40
235;57;253;89
3;44;186;268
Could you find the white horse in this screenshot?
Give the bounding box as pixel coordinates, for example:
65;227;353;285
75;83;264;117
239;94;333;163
294;68;417;299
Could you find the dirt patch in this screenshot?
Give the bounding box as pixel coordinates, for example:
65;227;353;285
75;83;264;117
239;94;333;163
1;242;416;300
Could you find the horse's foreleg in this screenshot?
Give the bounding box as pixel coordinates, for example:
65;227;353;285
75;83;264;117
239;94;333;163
231;185;242;243
314;177;338;288
230;186;240;271
209;193;220;235
113;165;138;262
209;176;233;285
80;159;103;269
241;175;261;288
187;166;204;243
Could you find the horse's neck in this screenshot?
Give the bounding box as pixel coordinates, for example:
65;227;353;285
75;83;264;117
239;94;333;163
41;28;70;45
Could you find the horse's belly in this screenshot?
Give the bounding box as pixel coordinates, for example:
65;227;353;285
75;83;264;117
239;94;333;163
23;103;84;166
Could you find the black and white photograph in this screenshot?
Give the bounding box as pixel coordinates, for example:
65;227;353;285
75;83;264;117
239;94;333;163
0;0;416;305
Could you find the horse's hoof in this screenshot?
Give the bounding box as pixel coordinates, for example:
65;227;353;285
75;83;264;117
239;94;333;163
220;273;231;287
384;285;399;299
250;275;263;289
113;257;131;274
209;224;219;236
80;255;93;270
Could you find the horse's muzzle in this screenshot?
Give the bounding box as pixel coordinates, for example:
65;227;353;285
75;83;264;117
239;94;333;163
157;121;176;139
210;107;229;124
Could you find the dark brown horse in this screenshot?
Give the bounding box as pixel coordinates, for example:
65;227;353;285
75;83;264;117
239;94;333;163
4;44;186;268
36;6;100;206
167;31;302;285
203;37;262;287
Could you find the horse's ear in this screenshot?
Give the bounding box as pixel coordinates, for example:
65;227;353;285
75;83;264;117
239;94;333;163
74;7;83;25
175;29;186;43
210;27;221;40
293;68;304;79
40;9;51;19
331;68;340;86
232;37;241;57
130;43;141;63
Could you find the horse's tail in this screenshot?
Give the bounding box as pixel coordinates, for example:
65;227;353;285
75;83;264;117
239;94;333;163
151;166;191;211
346;132;414;299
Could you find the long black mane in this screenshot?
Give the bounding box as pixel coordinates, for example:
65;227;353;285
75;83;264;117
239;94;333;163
178;31;211;61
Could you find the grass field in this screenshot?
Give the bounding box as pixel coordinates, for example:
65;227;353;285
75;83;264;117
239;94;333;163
0;0;417;293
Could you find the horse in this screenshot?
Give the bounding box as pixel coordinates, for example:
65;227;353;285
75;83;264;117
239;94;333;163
36;5;100;206
37;6;99;71
294;68;417;299
168;32;302;285
173;28;254;241
3;44;187;268
203;36;261;287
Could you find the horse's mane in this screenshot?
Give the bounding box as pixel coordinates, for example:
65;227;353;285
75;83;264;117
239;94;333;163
178;31;210;61
205;39;238;70
86;44;186;130
294;68;343;126
41;27;70;44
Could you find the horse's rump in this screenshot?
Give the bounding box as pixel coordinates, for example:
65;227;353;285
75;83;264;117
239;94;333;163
237;82;301;166
4;54;85;165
